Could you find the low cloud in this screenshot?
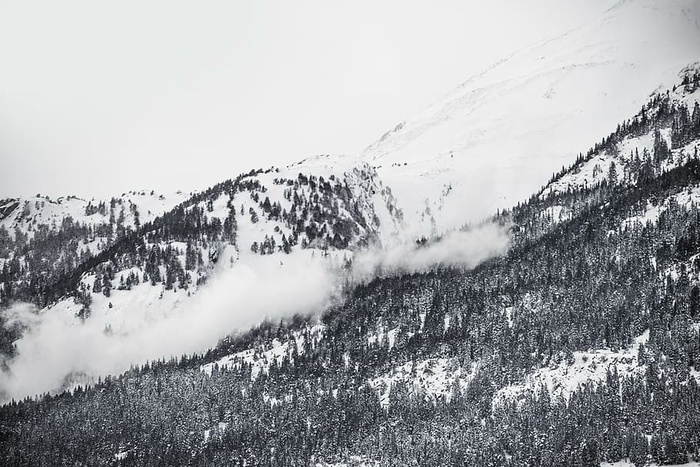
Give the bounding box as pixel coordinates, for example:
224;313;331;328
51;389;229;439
0;221;510;403
351;221;510;280
0;252;336;402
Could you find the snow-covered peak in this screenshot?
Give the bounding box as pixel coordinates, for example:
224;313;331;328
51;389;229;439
360;0;700;236
233;156;404;251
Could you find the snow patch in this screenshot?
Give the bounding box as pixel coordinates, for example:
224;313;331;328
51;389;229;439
201;324;326;380
314;455;380;467
623;184;700;228
494;331;650;407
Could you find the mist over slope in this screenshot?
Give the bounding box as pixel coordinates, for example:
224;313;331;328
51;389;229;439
361;0;700;235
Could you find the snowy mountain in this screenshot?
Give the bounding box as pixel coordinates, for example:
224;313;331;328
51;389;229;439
4;1;700;464
361;0;700;235
10;119;700;463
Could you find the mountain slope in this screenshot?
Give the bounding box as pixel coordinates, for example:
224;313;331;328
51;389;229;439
3;80;700;465
361;0;700;235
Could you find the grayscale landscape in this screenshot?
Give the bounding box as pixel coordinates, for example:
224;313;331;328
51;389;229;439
1;1;700;465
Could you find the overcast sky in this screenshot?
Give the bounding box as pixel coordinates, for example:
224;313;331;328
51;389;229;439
0;0;610;199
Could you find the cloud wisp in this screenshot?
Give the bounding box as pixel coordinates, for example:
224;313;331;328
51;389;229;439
350;221;510;281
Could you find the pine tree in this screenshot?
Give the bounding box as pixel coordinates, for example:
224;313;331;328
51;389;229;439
608;161;618;185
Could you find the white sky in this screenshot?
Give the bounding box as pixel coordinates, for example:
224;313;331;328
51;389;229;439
0;0;610;199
